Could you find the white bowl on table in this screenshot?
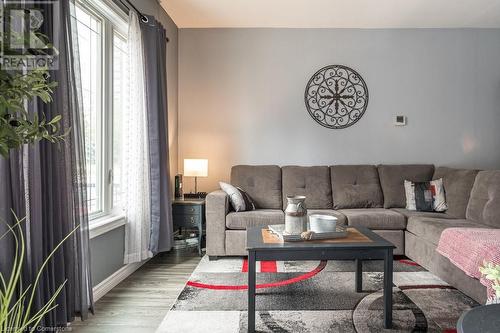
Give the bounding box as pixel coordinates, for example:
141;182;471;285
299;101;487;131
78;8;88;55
309;214;338;233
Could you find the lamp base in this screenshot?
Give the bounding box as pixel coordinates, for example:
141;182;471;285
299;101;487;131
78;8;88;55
183;176;206;199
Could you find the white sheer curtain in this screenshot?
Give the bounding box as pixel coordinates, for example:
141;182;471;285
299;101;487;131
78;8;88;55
121;11;152;264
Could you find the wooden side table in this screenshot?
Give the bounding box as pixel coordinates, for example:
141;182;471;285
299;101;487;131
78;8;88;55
172;198;206;256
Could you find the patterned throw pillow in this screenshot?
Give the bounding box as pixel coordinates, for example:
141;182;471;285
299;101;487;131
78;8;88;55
219;182;256;212
404;178;448;212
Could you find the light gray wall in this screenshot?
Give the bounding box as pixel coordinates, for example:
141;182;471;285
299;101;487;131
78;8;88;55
179;28;500;192
91;0;178;286
90;226;125;286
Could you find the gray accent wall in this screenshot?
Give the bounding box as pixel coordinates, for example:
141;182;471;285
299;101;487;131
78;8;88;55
178;28;500;192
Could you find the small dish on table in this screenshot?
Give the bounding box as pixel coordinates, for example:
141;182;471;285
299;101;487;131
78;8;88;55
309;214;338;233
268;223;347;242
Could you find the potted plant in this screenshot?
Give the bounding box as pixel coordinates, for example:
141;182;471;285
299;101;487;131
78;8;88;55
1;30;71;330
0;214;78;332
0;67;65;158
0;25;65;158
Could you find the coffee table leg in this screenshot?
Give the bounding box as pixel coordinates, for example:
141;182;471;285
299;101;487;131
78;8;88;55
355;259;362;292
383;248;393;329
248;250;256;333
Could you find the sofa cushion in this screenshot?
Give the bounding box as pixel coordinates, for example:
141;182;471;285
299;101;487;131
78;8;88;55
466;170;500;228
338;208;406;230
226;209;284;230
282;166;332;209
406;217;487;245
433;167;479;218
330;165;383;209
307;209;347;226
231;165;282;209
378;164;435;208
391;208;453;219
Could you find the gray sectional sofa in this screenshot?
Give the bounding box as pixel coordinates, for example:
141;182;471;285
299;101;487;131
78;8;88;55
206;164;500;303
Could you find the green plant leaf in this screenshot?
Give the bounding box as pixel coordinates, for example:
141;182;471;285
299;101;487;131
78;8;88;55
0;32;65;157
0;213;78;332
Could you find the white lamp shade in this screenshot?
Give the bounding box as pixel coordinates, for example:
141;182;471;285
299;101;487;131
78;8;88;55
184;159;208;177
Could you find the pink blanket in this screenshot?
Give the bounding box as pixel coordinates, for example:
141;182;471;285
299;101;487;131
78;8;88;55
437;228;500;302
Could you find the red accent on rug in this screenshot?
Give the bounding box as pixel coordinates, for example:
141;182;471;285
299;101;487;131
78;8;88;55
187;261;327;290
442;329;457;333
241;259;248;273
260;261;278;273
242;260;277;273
398;259;420;267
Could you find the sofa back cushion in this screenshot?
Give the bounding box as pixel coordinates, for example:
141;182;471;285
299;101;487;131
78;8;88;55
330;165;383;209
433;167;479;218
231;165;282;209
282;166;332;209
466;170;500;228
378;164;435;208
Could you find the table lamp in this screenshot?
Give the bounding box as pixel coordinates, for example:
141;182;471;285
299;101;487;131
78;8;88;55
183;159;208;195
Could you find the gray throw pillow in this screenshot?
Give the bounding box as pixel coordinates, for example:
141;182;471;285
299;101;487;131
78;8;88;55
219;182;256;212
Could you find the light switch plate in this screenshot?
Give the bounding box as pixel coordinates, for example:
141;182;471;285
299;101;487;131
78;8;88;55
395;115;407;126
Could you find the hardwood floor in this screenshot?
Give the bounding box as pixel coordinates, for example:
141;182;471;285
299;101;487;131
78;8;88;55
70;250;201;333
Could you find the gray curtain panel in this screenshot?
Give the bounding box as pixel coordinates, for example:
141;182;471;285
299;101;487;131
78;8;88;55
0;0;93;329
0;152;26;282
140;16;173;254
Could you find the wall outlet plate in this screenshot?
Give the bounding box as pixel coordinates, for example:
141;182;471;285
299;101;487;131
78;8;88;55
395;115;407;126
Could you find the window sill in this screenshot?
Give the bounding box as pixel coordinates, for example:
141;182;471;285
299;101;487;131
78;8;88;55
89;214;126;239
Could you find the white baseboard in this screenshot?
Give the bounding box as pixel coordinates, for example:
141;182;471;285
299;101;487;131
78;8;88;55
93;260;147;302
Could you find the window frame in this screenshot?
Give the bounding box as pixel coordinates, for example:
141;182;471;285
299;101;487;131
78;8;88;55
110;29;128;210
75;0;128;221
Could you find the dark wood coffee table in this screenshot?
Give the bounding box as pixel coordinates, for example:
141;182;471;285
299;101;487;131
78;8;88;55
246;226;395;332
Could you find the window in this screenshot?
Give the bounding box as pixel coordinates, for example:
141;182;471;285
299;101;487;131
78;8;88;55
74;0;129;219
112;31;128;208
75;4;102;214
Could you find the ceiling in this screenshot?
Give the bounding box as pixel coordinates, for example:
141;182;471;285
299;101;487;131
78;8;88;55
160;0;500;28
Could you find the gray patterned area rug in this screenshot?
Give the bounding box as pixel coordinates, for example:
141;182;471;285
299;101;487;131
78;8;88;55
156;256;477;333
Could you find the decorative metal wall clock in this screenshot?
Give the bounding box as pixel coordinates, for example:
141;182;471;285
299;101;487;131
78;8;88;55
304;65;369;129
